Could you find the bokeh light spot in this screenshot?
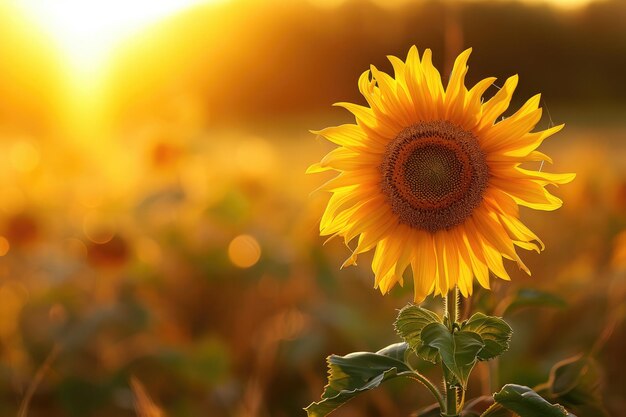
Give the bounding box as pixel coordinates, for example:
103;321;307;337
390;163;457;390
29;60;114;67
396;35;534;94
0;237;9;256
63;237;88;260
228;234;261;268
83;212;116;244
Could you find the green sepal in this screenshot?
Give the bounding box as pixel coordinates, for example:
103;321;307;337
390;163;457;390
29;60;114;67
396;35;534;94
394;304;442;363
481;384;574;417
420;323;484;388
305;342;411;417
460;313;512;361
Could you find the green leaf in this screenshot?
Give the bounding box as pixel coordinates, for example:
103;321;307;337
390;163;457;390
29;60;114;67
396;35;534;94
550;355;595;396
395;304;442;363
482;384;573;417
305;343;411;417
375;341;409;362
460;313;512;361
543;355;609;417
503;289;566;316
420;323;484;388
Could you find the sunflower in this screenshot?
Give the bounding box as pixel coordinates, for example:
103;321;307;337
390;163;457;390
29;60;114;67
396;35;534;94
309;47;574;302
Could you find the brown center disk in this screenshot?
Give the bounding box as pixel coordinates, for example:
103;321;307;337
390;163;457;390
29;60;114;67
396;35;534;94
380;120;489;232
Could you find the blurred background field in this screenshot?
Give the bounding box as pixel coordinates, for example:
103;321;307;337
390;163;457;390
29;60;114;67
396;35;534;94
0;0;625;416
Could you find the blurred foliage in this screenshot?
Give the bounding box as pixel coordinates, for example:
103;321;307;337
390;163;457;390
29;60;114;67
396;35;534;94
0;0;625;416
536;354;610;417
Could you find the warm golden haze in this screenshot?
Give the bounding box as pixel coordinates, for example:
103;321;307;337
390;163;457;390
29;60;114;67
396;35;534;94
314;0;596;9
13;0;219;84
0;0;624;414
310;47;575;302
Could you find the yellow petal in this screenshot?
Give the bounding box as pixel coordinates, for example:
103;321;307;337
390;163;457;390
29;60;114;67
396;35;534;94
373;235;405;288
501;124;565;157
387;54;407;86
491;177;564;211
513;168;576;186
472;207;530;275
317;147;380;172
477;74;519;131
312;171;379;194
334;102;399;138
420;49;445;118
411;231;437;302
462;77;497;129
434;231;449;294
465;217;511;281
311;124;386;151
444;47;472;123
460;227;490;289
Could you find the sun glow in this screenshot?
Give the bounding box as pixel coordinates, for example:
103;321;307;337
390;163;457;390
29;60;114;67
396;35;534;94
14;0;216;84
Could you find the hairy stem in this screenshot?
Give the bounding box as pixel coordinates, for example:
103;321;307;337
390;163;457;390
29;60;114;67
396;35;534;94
403;366;445;411
443;286;460;417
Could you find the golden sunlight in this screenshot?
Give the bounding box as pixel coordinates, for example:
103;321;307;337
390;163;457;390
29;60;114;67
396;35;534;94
13;0;221;85
315;0;596;9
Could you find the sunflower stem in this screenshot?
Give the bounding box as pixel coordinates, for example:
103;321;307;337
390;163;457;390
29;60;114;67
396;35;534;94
443;287;460;417
404;365;445;411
